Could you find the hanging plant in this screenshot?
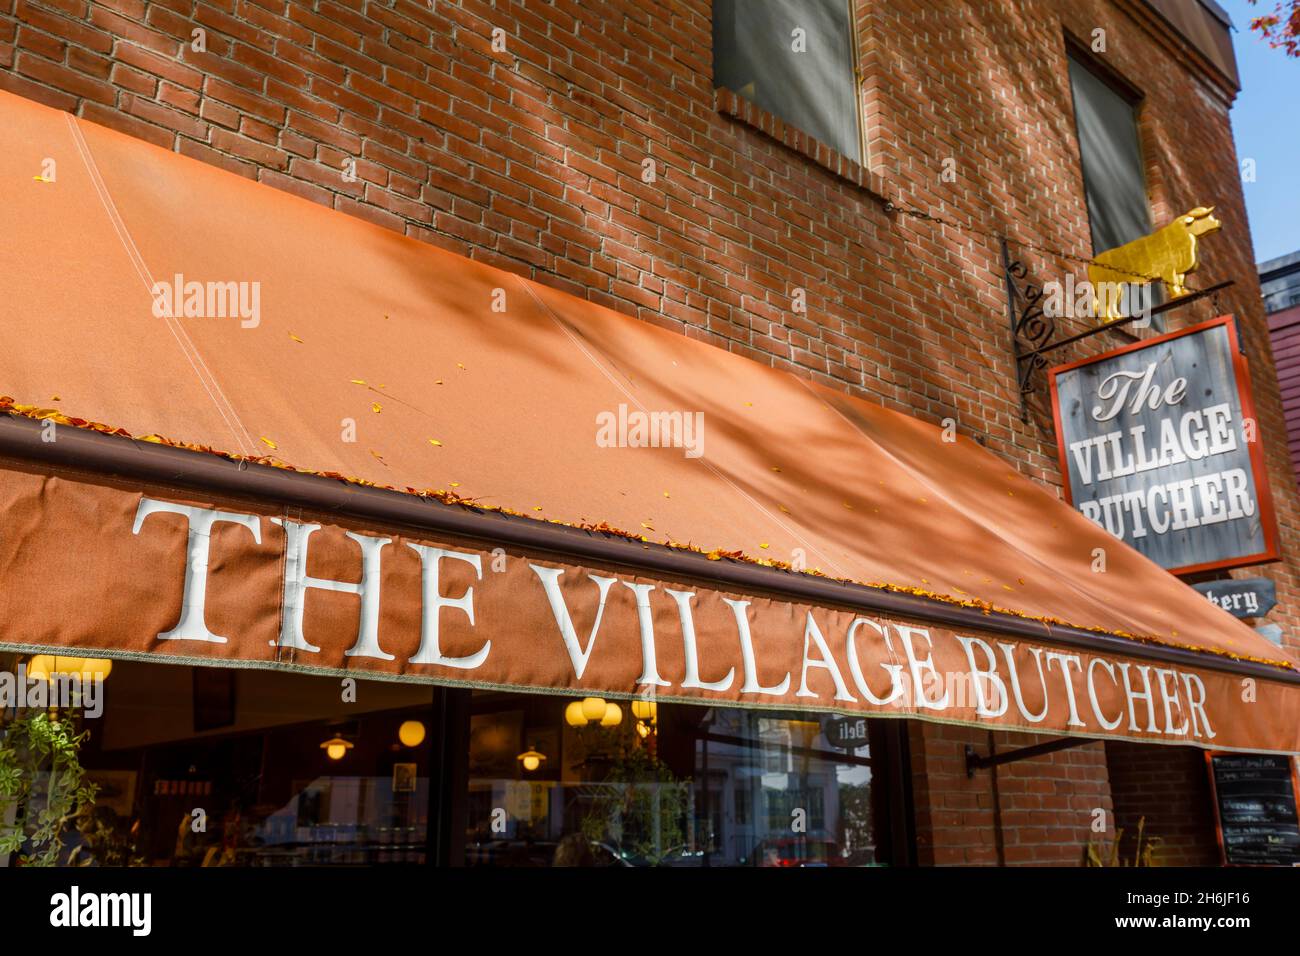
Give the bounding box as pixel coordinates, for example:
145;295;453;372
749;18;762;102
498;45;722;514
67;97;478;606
0;710;98;866
572;723;690;865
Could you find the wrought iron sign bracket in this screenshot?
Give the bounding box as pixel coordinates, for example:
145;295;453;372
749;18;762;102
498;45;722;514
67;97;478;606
1002;236;1234;421
965;736;1096;777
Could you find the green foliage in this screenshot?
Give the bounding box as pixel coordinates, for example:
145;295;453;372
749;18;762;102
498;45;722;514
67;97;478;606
69;805;145;868
571;725;690;865
0;710;98;866
837;782;874;856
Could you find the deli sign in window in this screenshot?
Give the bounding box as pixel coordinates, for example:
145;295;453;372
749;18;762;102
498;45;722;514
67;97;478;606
1050;316;1279;575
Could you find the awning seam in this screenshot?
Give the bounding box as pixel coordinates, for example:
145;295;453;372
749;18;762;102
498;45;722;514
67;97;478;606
65;112;257;459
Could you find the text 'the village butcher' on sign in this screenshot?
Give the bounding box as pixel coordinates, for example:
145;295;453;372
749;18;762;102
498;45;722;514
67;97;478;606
1049;316;1279;575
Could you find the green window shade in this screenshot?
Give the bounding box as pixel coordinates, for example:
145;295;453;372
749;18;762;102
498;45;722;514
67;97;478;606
714;0;860;161
1068;54;1151;254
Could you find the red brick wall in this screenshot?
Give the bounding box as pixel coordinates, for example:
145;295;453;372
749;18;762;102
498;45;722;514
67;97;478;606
1105;740;1222;866
858;0;1300;647
0;0;1278;863
909;722;1112;866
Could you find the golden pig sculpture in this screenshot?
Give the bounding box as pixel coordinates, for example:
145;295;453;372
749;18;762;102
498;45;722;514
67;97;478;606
1087;206;1222;323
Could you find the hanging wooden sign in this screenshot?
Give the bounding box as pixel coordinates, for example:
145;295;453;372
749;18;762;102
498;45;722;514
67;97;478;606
1049;316;1280;575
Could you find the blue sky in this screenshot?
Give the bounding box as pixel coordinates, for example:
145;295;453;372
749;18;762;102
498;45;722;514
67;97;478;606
1220;0;1300;264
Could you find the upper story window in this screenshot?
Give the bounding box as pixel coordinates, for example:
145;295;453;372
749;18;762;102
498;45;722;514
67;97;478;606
713;0;862;161
1067;51;1152;255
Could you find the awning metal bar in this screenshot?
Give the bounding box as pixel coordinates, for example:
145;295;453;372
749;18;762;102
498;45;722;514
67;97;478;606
2;413;1297;687
965;736;1097;777
1016;279;1236;361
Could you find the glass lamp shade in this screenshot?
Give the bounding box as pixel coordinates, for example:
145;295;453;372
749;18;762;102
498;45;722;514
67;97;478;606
28;655;113;682
398;720;426;748
517;748;546;772
320;736;354;760
631;700;657;722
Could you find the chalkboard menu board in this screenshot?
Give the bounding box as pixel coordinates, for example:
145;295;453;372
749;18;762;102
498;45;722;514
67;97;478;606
1206;753;1300;866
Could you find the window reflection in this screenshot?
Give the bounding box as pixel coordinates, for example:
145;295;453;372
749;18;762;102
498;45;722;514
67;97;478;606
10;656;894;868
69;660;434;866
465;692;889;867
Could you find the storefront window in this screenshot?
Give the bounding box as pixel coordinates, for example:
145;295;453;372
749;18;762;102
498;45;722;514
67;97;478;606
66;660;436;866
3;658;900;867
464;691;893;867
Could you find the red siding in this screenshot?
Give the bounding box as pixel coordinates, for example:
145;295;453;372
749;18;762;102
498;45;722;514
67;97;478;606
1269;303;1300;490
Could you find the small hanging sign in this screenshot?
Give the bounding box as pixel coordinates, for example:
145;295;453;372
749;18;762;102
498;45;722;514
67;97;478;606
1191;578;1277;618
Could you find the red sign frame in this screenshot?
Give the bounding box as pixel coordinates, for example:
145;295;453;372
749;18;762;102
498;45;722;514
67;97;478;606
1048;315;1280;577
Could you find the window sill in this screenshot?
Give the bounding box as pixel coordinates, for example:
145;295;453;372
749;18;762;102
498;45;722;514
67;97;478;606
714;87;889;203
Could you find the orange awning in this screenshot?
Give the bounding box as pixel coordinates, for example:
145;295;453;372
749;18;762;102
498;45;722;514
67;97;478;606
1;88;1297;753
